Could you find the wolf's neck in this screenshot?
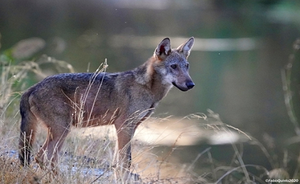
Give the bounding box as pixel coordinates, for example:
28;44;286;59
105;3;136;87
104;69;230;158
134;57;173;101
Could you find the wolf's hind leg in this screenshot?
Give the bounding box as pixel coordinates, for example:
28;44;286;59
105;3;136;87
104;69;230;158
46;125;70;168
36;124;70;172
35;131;48;168
35;128;52;169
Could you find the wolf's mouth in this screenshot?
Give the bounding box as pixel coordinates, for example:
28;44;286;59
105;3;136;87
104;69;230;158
172;81;195;91
172;82;189;91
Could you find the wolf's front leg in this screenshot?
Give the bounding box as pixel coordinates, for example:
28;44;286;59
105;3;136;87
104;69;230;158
114;120;140;181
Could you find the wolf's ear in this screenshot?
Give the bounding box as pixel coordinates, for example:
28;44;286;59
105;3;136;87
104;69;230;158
177;37;194;58
155;38;171;60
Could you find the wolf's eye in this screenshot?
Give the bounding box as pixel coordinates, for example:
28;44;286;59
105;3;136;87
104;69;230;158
170;64;177;69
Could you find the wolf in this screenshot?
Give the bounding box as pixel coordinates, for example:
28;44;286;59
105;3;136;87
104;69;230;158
19;37;195;176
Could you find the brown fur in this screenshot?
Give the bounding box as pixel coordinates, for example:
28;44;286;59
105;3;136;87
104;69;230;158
19;37;195;175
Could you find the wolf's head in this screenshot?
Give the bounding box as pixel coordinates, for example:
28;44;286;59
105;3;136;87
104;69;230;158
153;37;195;91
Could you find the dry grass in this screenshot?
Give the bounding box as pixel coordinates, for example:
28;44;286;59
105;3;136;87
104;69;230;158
0;118;201;183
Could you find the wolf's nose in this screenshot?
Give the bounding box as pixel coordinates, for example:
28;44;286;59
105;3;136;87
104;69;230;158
186;81;195;89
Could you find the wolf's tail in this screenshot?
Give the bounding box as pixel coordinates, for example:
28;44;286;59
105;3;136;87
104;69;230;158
19;88;37;166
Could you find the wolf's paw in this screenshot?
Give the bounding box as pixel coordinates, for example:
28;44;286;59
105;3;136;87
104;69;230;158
114;169;141;183
129;172;140;181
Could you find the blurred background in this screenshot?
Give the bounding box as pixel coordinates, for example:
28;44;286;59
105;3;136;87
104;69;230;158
1;0;300;181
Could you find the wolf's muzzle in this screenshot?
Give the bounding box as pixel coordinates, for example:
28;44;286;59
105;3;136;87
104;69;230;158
186;80;195;89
